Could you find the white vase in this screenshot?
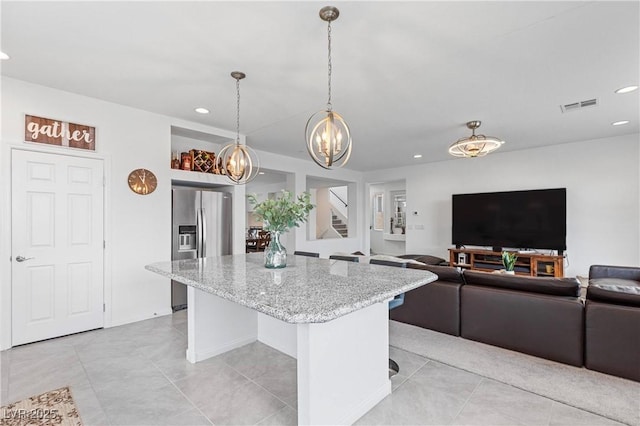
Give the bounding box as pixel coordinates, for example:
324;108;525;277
504;270;515;275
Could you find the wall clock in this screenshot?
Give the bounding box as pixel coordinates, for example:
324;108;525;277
127;168;157;195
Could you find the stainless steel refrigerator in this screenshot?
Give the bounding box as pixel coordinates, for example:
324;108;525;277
171;187;233;311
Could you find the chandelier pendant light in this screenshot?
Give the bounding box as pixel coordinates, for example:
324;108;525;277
305;6;352;169
219;71;260;184
448;121;505;158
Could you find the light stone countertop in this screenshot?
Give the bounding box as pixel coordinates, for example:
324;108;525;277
146;253;437;324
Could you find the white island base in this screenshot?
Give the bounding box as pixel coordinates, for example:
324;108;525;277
186;287;391;425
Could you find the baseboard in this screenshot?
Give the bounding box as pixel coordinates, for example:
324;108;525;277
107;308;173;328
186;334;256;363
339;380;391;425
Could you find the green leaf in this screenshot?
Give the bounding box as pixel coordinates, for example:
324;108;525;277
247;190;315;232
501;251;518;271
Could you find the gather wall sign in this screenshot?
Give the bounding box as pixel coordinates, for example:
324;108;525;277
24;114;96;151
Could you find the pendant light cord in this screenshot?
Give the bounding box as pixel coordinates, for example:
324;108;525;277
235;77;241;145
327;20;332;111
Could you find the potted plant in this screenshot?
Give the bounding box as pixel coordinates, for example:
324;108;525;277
502;251;518;274
248;190;314;268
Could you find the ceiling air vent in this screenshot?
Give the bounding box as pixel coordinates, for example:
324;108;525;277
560;98;598;113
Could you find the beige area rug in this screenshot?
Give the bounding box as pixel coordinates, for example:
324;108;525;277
0;387;82;426
390;320;640;426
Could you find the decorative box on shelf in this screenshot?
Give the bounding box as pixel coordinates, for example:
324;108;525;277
174;150;224;174
192;150;216;173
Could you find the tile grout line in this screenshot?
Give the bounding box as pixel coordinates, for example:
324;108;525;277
390;327;636;425
225;361;297;414
175;312;290;423
449;376;484;425
1;351;13;406
391;343;624;425
389;348;526;426
395;343;626;425
148;352;214;425
72;344;113;426
148;328;290;425
161;313;217;422
217;354;297;421
390;356;431;391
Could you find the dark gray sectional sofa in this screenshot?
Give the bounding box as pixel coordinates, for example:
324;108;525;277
390;263;640;382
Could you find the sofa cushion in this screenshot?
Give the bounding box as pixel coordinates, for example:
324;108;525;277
463;270;579;297
399;254;447;265
461;284;584;366
587;278;640;307
406;264;465;284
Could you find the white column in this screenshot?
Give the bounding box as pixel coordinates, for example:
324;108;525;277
296;301;391;425
257;312;297;358
186;287;258;363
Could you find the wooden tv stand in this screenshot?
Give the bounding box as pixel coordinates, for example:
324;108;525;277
449;248;564;278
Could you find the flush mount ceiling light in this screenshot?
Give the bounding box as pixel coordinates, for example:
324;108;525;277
615;85;638;94
413;154;422;159
305;6;352;170
612;120;630;126
448;121;505;158
218;71;260;184
194;107;210;114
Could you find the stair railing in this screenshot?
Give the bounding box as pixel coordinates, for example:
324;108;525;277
329;189;347;208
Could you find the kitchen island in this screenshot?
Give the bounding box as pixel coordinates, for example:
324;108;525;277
146;253;436;425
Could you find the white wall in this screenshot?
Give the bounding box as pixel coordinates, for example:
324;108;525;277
364;134;640;277
0;77;366;349
315;188;331;238
256;151;366;258
369;181;406;256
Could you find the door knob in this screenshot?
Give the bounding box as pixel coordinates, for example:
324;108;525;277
15;256;34;262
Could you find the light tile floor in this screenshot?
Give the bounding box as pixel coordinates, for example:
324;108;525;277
0;310;624;426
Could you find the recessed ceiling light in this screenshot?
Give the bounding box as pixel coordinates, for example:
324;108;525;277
258;172;265;175
615;86;638;94
413;154;422;159
612;120;630;126
194;107;210;114
0;51;10;60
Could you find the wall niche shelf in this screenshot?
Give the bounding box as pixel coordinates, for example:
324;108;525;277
448;248;564;278
170;169;233;187
383;233;406;241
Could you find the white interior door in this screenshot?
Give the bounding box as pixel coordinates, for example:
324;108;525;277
11;149;104;346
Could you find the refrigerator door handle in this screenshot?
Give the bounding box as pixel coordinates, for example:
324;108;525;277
201;208;207;257
196;207;203;257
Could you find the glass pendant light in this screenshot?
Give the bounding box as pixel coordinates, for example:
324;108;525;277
448;121;505;158
305;6;352;169
219;71;260;184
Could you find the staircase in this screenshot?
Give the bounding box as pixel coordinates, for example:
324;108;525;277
332;214;348;238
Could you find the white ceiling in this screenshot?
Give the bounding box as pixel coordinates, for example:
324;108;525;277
2;1;638;172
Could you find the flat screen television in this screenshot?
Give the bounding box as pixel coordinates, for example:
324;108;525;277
452;188;566;251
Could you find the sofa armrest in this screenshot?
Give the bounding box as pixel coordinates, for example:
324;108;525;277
585;300;640;381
